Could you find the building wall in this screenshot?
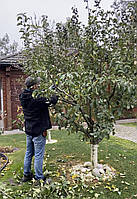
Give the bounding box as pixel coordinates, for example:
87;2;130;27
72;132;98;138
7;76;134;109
10;70;25;128
0;67;25;130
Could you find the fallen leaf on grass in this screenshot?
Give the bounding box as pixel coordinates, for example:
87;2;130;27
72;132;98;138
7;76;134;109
99;160;104;163
94;193;100;198
92;179;99;183
56;172;60;177
72;174;78;180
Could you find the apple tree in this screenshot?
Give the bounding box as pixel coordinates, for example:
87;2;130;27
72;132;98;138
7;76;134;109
17;0;137;168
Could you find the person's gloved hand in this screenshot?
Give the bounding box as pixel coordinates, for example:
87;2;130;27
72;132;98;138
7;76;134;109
43;130;47;137
50;95;59;105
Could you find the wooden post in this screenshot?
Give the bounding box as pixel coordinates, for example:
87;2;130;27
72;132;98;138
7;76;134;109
47;129;57;144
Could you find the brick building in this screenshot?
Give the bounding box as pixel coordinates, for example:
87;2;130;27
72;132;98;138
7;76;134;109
0;53;24;130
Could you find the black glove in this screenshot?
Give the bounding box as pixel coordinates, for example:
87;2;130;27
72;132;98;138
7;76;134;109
50;95;58;105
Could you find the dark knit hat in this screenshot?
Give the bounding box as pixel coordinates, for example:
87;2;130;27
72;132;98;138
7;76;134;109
25;76;41;88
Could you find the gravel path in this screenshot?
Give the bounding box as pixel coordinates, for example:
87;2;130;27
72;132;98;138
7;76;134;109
115;124;137;143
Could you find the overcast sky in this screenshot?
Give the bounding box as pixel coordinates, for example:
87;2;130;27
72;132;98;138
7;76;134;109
0;0;114;45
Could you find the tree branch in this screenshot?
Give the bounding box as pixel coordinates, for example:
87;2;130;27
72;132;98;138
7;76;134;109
60;96;94;130
108;83;116;106
59;98;77;106
60;113;91;138
55;86;76;102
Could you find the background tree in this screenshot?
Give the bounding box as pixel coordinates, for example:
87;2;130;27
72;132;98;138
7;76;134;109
0;33;18;56
17;0;137;169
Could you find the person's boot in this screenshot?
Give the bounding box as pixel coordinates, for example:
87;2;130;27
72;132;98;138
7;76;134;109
22;173;33;182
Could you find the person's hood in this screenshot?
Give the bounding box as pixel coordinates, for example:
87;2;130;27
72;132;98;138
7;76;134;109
19;89;33;107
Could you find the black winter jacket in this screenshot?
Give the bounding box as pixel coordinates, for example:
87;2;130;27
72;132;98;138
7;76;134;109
19;89;58;137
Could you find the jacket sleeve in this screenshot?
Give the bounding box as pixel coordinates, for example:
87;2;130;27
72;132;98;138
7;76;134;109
35;95;58;107
49;95;58;105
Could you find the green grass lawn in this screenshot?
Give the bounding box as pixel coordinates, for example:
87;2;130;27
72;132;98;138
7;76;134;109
119;122;137;127
0;131;137;198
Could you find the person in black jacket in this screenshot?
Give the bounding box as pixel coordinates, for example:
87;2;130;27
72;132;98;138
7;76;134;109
19;76;58;183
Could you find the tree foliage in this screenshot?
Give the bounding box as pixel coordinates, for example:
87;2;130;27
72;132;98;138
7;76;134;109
17;1;137;144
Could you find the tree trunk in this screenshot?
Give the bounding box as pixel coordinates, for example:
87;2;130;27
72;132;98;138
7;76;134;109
91;144;98;168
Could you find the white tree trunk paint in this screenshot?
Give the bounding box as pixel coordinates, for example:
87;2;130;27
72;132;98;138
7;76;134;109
91;144;98;168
